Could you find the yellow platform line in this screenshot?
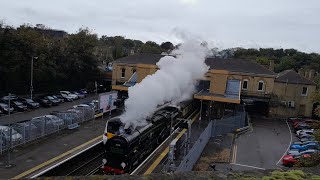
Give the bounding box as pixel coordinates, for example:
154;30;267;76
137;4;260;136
13;135;102;179
144;112;199;175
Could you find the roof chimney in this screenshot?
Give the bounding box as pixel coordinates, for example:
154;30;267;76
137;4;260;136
269;60;275;72
308;69;316;81
304;69;309;78
298;68;304;76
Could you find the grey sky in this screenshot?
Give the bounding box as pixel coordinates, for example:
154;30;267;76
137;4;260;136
1;0;320;52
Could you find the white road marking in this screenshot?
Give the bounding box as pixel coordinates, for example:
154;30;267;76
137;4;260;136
276;120;292;166
230;163;266;170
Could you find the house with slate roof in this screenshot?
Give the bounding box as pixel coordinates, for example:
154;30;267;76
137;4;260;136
270;69;317;117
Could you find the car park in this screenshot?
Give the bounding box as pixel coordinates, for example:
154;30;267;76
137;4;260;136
0;103;14;114
19;98;40;109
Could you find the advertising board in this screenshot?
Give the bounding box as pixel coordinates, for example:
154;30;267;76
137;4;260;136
99;91;118;113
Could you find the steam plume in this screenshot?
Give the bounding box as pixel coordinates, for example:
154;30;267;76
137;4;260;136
120;38;209;128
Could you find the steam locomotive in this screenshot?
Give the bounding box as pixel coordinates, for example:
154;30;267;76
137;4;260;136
102;100;196;174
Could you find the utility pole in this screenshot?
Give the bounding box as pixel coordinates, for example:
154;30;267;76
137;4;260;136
30;56;38;99
6;93;12;168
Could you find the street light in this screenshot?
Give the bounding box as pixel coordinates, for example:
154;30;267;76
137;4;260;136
30;56;38;100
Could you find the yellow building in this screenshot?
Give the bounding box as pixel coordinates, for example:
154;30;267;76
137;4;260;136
270;70;317;118
111;54;279;118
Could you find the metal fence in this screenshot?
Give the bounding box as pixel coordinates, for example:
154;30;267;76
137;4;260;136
0;107;94;153
177;106;247;171
177;121;212;171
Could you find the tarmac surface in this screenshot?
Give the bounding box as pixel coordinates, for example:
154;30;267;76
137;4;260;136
0;111;115;179
232;116;291;170
0;95;97;125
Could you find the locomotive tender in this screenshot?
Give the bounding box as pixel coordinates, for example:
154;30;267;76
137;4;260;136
102;100;195;174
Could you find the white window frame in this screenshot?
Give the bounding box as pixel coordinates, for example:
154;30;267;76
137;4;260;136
258;80;264;91
121;68;126;79
242;79;248;90
301;87;308;96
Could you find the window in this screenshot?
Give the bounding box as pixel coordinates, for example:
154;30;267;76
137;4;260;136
121;68;126;78
242;79;248;90
258;80;264;91
302;87;308;96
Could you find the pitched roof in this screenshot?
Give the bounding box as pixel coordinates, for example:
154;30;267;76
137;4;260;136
275;70;316;85
114;54;276;76
205;58;276;76
113;53;166;65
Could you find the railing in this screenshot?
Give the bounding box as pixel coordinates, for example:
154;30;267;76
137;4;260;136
241;90;271;99
176;107;247;172
0;107;95;154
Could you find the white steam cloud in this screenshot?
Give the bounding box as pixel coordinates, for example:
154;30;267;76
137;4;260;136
120;38;209;128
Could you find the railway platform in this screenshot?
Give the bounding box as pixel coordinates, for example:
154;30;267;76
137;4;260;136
0;114;115;179
132;111;210;175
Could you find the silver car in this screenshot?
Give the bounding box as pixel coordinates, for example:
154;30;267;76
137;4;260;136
287;149;319;156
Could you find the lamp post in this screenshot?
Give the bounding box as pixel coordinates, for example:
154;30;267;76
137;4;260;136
6;93;12;168
30;56;38;99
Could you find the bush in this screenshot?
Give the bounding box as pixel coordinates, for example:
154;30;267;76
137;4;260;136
295;153;320;167
261;170;305;180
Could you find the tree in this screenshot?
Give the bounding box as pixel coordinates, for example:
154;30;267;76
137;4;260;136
160;41;174;52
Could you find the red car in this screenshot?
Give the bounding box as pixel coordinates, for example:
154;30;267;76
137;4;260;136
282;154;311;167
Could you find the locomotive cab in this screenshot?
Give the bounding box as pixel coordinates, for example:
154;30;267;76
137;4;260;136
103;135;129;174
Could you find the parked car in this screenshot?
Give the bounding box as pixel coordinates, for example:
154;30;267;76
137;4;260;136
73;104;91;109
32;115;64;127
52;95;64;103
294;123;311;131
282;154;311;167
0;125;23;143
60;91;78;100
1;94;17;101
300;136;316;142
43;96;60;106
10;101;27;112
290;142;319;151
0;103;14;114
292;141;319;146
78;89;88;95
54;94;73;102
299;134;315;140
35;97;52;108
287;149;319;156
296;129;314;136
73;92;85;99
19;98;40;109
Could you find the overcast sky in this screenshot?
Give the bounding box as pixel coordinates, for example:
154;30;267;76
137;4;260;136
1;0;320;52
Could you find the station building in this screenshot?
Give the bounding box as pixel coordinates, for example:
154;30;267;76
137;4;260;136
111;53;317;119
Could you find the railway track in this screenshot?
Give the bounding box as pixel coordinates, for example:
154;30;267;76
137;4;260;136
36;109;199;177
